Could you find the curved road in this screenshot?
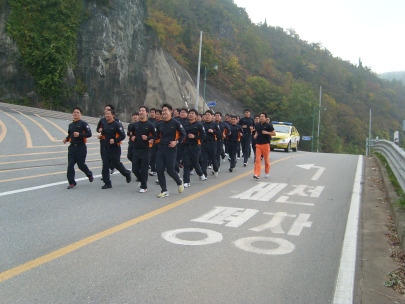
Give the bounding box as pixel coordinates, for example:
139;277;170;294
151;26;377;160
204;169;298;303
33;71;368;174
0;102;362;303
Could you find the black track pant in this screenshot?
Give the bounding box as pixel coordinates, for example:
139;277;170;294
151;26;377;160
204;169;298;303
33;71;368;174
228;141;239;169
241;134;252;163
176;142;185;167
149;144;158;172
183;145;203;183
216;140;225;168
67;144;92;185
132;148;150;189
201;141;218;177
102;145;130;186
156;144;182;192
252;138;257;156
100;139;114;170
127;142;134;162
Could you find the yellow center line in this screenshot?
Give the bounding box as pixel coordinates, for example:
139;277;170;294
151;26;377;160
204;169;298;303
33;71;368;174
0;109;33;148
0;118;6;144
0;154;303;283
35;114;68;136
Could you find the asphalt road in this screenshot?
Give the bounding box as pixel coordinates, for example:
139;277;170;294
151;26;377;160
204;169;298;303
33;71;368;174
0;103;363;303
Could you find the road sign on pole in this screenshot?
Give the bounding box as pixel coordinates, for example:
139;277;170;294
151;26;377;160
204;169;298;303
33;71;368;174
302;136;312;141
206;102;217;107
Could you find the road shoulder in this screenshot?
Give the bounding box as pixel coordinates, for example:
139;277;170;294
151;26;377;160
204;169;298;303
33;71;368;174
361;155;403;303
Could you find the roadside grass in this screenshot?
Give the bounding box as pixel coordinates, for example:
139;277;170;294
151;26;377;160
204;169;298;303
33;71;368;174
374;152;405;208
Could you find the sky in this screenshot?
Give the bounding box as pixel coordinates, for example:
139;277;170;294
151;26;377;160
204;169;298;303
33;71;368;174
233;0;405;74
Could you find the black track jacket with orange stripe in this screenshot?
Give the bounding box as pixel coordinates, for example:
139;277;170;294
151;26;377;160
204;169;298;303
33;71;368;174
66;119;92;144
101;119;126;146
155;118;186;145
183;120;206;145
128;119;156;149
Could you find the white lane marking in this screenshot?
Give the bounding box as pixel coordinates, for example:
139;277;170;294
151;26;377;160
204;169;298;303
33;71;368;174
296;164;326;181
333;155;363;304
0;172;124;197
161;228;223;246
233;237;295;255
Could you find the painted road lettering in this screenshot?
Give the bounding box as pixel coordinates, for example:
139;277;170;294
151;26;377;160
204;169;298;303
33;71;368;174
163;207;313;255
296;164;326;181
285;185;325;197
191;206;259;228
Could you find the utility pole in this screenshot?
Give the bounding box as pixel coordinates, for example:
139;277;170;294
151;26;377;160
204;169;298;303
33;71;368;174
316;86;322;153
195;31;203;111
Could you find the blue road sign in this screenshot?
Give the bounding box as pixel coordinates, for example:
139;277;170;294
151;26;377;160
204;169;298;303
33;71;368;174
206;102;217;107
302;136;312;141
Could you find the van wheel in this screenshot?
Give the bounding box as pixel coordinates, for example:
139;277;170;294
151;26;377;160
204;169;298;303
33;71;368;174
284;142;291;152
292;142;299;152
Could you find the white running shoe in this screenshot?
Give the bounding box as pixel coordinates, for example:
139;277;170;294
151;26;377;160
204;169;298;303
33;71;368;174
156;179;160;184
190;169;195;175
184;183;191;188
178;179;184;193
222;158;225;162
208;165;212;169
110;168;115;174
213;171;219;177
265;173;270;178
237;157;240;160
139;188;147;193
149;171;157;176
253;175;259;179
158;191;169;198
199;175;207;181
244;163;247;167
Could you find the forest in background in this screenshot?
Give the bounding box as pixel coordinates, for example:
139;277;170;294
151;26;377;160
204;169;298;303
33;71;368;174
379;71;405;84
146;0;405;154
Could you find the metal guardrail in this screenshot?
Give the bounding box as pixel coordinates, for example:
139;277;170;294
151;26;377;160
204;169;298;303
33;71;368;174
373;139;405;192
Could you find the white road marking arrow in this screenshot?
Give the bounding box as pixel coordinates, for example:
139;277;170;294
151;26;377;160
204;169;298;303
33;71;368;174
296;164;326;181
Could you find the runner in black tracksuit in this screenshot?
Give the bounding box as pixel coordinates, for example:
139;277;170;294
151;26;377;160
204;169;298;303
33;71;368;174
127;112;139;162
100;109;131;189
182;109;206;186
214;112;229;170
149;110;162;176
201;110;221;177
155;104;186;197
63;107;93;189
239;109;255;166
227;115;244;172
128;107;155;192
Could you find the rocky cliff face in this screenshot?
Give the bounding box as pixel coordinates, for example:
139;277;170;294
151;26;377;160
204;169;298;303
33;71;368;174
0;0;244;122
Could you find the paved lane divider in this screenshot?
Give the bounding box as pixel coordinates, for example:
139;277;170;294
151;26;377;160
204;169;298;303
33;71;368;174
0;154;304;283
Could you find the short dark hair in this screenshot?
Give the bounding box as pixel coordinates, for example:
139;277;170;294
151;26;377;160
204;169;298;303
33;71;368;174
105;104;114;110
132;112;139;116
162;103;172;111
73;106;82;114
215;112;222;117
180;107;189;114
106;108;115;115
225;114;229;117
205;110;214;115
150;108;156;112
230;115;237;119
139;106;149;113
155;109;162;115
189;109;198;115
254;115;259;119
260;112;268;118
244;109;250;113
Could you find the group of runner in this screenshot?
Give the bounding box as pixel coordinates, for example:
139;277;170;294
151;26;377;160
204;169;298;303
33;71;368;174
64;103;276;197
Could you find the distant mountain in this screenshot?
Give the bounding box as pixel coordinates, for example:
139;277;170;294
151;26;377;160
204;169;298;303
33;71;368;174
379;71;405;84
